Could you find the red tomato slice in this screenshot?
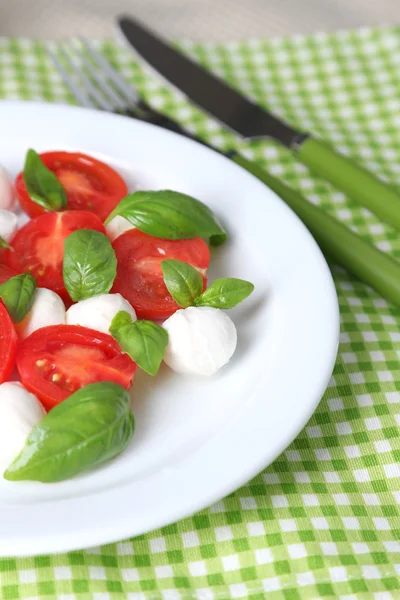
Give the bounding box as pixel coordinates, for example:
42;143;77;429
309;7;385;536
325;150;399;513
15;151;128;222
17;324;137;410
0;302;17;384
112;229;210;320
4;211;105;302
0;247;16;267
0;264;19;284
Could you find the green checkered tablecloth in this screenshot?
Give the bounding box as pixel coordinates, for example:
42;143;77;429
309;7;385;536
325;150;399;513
1;26;400;600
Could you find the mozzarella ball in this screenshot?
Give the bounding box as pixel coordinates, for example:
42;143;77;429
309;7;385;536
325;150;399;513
106;216;134;241
66;293;136;334
0;382;45;470
0;209;18;243
163;306;237;376
0;166;16;211
16;288;66;339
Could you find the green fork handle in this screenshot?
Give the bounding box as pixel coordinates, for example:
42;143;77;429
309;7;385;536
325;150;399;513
296;137;400;231
231;152;400;307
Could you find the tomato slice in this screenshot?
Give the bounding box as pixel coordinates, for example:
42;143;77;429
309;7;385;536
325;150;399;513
15;151;128;221
0;248;16;267
17;324;137;410
112;229;210;320
0;264;19;284
4;211;105;302
0;302;17;384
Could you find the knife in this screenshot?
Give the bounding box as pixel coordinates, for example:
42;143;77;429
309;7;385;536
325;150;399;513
118;15;400;233
116;15;400;307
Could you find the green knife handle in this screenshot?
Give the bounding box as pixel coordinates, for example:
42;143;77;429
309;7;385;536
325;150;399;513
232;152;400;307
296;137;400;230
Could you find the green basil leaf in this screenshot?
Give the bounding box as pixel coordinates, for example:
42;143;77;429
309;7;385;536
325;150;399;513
4;382;134;483
23;149;67;211
63;229;117;302
110;310;133;329
105;190;227;245
0;273;37;323
161;259;203;308
110;311;168;376
0;236;12;250
195;278;254;309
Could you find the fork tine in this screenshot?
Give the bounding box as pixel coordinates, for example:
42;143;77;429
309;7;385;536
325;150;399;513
59;45;116;111
47;46;95;109
79;38;140;104
70;40;127;111
57;45;115;112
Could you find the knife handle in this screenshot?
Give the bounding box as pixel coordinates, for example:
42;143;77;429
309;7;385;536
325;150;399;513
296;137;400;231
231;152;400;307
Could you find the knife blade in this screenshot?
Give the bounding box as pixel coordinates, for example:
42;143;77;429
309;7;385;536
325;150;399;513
118;15;400;234
118;16;303;148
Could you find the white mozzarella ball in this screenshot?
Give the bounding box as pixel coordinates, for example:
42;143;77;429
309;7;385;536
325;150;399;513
0;167;16;211
16;288;66;339
66;293;136;334
0;209;18;243
163;306;237;376
0;382;45;470
105;216;134;241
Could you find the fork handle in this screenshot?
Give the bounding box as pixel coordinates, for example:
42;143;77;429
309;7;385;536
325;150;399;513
296;137;400;231
232;152;400;307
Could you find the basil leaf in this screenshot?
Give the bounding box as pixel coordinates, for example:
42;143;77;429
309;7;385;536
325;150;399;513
161;259;203;308
23;149;67;211
63;229;117;301
0;273;37;323
4;382;134;483
0;237;12;250
110;311;168;376
110;310;133;329
195;278;254;309
105;190;227;245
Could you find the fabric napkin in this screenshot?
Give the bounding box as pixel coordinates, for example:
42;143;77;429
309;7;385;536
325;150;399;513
0;27;399;599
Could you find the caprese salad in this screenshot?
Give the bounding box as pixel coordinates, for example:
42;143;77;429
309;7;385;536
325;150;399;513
0;149;254;484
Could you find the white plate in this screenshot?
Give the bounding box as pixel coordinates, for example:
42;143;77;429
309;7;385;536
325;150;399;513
0;101;339;556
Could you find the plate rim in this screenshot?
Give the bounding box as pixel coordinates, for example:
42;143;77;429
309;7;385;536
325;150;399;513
0;100;339;556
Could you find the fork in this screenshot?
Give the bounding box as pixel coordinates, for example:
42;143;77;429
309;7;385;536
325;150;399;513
48;38;400;308
47;38;197;139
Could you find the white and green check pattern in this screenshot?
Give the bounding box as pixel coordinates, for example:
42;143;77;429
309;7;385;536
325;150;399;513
1;27;400;600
